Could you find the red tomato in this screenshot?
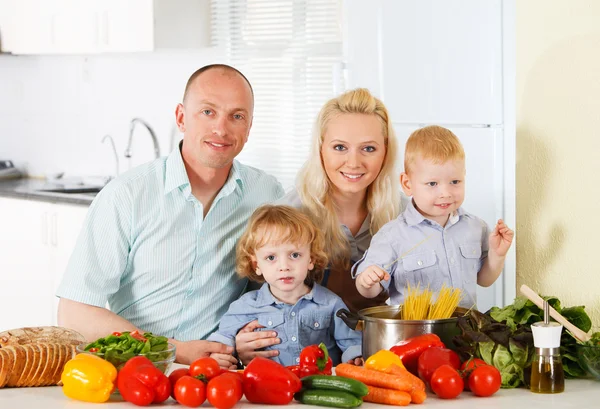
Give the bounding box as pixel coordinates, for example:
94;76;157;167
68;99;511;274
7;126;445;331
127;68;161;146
468;365;502;397
189;357;221;380
430;364;464;399
460;357;487;390
174;376;207;407
112;331;122;336
168;368;190;398
417;347;461;385
130;330;147;342
207;373;243;409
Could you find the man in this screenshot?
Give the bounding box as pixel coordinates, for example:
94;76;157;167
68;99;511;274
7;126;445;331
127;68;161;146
57;65;284;364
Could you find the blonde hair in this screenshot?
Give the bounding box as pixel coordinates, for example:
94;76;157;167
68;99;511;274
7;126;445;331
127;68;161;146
296;88;400;275
404;125;465;175
236;205;329;284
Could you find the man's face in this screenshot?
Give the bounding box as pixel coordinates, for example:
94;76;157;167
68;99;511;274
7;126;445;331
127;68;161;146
177;69;254;169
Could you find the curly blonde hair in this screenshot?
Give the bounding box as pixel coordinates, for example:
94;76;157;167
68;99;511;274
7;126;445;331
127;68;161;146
404;125;465;175
296;88;400;275
236;205;329;284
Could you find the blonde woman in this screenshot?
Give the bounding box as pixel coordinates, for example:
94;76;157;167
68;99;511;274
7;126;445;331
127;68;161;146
232;88;404;365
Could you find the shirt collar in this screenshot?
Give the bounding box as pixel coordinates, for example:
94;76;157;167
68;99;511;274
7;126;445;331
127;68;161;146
404;199;464;227
254;282;329;307
163;143;245;196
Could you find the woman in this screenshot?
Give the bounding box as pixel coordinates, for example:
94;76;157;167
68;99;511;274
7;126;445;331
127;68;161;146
235;88;403;364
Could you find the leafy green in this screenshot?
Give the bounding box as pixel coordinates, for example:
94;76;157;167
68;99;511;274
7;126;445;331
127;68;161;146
84;331;170;369
454;295;595;387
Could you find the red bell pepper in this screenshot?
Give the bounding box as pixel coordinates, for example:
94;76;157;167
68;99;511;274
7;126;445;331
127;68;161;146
298;343;333;376
390;334;445;374
243;357;301;405
117;356;171;406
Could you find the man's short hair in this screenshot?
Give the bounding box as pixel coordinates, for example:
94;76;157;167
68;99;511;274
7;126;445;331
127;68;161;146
182;64;254;103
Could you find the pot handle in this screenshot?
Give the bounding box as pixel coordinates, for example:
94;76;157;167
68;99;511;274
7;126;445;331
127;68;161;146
336;308;364;331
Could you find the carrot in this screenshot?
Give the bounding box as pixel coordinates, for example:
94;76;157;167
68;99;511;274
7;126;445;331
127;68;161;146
335;363;413;392
383;364;426;403
363;385;411;406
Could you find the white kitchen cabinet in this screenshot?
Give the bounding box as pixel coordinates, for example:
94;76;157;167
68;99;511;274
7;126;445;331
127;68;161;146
0;0;210;54
0;197;88;330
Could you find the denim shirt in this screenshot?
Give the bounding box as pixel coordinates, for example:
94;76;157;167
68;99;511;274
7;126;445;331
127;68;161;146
352;200;489;309
207;283;362;366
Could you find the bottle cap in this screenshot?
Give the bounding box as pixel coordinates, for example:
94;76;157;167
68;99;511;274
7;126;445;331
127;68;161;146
532;321;562;348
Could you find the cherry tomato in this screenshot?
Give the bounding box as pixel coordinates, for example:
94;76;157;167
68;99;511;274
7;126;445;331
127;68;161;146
174;376;206;407
112;331;122;336
168;368;190;398
468;365;502;397
130;330;147;342
88;347;99;353
417;347;461;385
430;364;463;399
460;357;487;390
206;373;243;409
189;357;221;380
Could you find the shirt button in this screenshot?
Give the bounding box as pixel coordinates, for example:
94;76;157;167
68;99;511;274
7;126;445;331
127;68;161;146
417;260;423;266
291;312;296;317
291;336;297;342
472;250;476;255
314;322;320;328
267;320;273;326
450;258;455;264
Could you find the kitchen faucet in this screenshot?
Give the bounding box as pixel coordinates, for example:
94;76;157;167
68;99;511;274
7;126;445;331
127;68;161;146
101;134;120;181
124;118;160;160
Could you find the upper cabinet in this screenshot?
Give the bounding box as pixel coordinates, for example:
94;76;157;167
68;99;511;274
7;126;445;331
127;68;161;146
342;0;503;125
0;0;211;54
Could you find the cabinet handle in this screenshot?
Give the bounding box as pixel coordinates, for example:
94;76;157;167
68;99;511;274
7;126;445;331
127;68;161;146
42;212;48;245
51;213;58;247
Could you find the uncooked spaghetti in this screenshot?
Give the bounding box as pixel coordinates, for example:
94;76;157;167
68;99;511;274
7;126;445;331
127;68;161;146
400;283;462;320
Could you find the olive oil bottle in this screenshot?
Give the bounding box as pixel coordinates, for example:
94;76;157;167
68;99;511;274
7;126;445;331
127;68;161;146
530;301;564;394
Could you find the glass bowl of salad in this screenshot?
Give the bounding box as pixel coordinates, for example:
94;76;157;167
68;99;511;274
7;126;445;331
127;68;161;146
577;342;600;381
76;331;176;374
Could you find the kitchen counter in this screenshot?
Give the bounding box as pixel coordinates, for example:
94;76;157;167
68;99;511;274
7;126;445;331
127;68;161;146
0;178;97;206
1;365;598;409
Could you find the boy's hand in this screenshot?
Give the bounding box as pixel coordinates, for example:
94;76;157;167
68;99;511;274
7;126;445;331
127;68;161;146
356;265;390;289
346;357;364;366
489;219;514;257
210;352;238;370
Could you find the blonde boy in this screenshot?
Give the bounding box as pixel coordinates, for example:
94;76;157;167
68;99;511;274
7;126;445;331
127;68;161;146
353;126;514;308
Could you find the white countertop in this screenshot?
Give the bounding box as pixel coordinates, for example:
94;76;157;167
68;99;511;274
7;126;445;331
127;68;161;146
1;364;598;408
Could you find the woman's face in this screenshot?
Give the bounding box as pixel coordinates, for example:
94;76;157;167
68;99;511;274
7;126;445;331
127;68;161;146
321;113;387;197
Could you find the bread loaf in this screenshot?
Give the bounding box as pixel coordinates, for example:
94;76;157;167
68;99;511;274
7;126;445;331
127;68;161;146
0;326;84;388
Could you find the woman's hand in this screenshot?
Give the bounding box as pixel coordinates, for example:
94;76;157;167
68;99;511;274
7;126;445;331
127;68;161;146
355;265;390;298
235;320;280;366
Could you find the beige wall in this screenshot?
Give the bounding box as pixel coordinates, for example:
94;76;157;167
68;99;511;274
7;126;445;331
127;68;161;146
517;1;600;330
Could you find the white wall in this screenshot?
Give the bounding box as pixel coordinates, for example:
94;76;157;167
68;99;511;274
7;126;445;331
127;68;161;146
0;49;223;178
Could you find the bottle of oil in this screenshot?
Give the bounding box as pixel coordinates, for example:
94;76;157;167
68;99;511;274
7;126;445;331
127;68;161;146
530;301;564;394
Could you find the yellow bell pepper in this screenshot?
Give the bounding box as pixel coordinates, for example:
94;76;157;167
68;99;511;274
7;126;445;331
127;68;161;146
365;349;406;372
61;353;117;403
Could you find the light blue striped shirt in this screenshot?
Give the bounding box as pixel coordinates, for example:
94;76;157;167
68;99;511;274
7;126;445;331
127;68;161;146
56;147;284;341
207;283;362;365
352;200;489;308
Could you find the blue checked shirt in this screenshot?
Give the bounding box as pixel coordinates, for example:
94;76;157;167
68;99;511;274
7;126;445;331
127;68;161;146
56;146;284;341
207;283;362;366
352;200;489;308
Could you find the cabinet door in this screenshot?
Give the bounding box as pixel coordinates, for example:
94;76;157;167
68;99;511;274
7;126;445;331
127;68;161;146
343;0;503;124
0;198;53;330
394;125;504;313
51;203;89;325
100;0;154;52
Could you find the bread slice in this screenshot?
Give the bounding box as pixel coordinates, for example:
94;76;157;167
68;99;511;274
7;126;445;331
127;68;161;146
6;346;27;387
0;348;14;387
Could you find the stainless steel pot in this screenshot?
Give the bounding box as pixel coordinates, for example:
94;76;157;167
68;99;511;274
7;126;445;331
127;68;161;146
337;306;469;359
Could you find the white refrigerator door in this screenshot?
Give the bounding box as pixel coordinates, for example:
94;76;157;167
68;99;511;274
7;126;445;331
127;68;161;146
343;0;503;125
394;125;505;313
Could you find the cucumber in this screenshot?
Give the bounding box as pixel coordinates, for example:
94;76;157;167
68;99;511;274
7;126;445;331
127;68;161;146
295;390;363;408
301;375;369;398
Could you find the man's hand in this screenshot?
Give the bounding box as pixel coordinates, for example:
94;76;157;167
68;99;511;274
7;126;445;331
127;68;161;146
356;265;390;298
235;320;280;366
170;339;234;365
489;219;514;257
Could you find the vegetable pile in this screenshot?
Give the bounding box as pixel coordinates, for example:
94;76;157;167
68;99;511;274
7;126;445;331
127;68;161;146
453;295;599;388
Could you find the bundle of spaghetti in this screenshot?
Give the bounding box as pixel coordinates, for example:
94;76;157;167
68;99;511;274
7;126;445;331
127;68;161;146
427;284;463;319
401;283;432;320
